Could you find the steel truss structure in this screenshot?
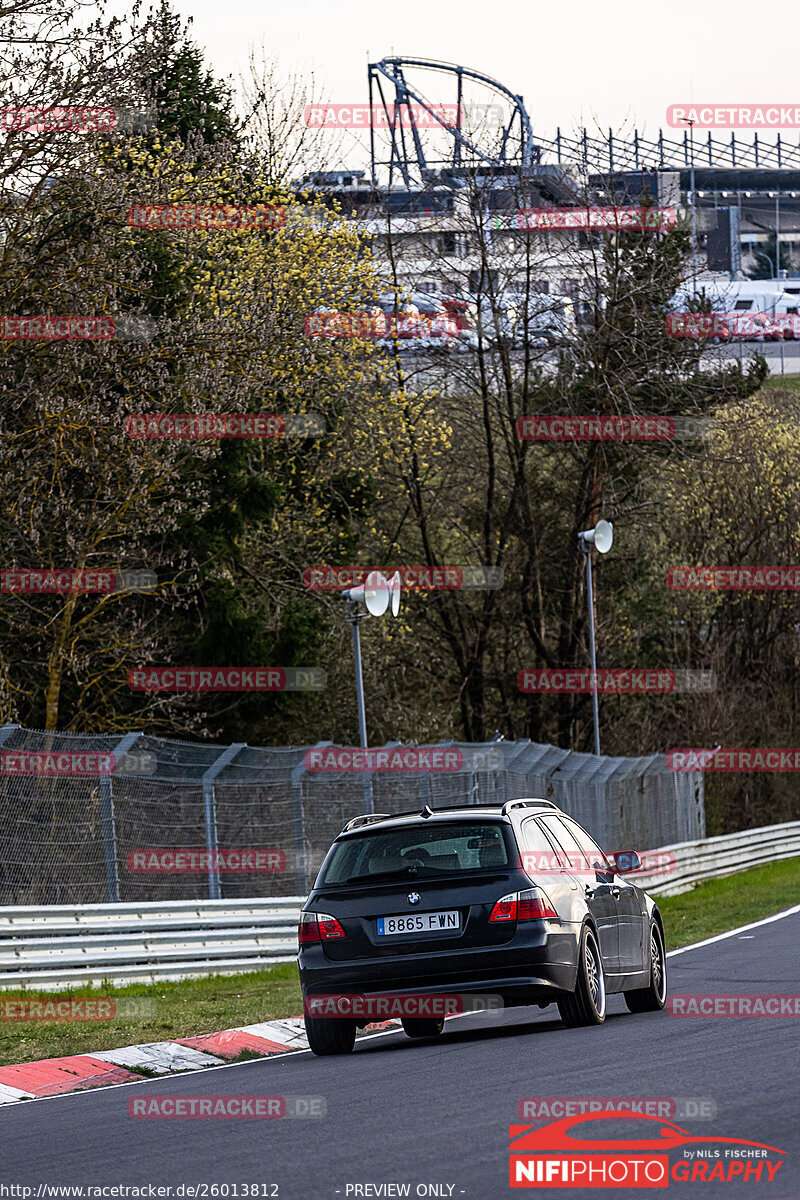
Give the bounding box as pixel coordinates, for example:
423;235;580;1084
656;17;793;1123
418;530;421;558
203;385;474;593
367;57;538;188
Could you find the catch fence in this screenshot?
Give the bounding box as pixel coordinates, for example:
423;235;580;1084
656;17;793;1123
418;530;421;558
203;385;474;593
0;725;704;906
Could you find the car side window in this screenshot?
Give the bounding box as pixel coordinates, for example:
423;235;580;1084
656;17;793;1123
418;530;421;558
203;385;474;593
561;818;611;872
520;818;568;870
538;814;593;872
539;822;572;867
520;818;560;854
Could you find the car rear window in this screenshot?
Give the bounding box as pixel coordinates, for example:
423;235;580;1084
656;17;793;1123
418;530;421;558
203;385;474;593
320;821;511;885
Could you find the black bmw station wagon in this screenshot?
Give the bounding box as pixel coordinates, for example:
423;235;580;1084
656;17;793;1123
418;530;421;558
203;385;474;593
297;799;667;1055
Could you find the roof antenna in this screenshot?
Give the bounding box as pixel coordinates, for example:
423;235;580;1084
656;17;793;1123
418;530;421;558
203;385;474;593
420;803;434;819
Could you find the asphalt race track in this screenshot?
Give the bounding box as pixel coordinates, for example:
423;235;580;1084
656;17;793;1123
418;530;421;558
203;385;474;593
2;909;798;1200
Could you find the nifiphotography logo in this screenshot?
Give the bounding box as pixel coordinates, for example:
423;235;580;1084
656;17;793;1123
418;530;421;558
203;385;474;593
508;1111;785;1187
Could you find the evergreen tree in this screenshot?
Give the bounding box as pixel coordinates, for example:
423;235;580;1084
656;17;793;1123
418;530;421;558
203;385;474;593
746;233;788;280
144;1;238;146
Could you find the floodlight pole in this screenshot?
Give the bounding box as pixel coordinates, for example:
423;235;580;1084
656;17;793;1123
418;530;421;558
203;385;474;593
346;598;369;750
345;596;373;814
577;520;612;756
340;572;400;815
682;118;697;297
582;545;601;757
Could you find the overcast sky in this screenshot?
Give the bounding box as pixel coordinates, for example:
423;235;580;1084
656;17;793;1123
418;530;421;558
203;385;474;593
162;0;796;140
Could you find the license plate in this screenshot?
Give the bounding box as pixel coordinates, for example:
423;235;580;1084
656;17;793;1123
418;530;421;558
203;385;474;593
376;910;460;937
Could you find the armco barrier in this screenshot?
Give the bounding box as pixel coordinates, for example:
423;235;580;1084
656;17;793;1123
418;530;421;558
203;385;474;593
0;897;302;989
1;822;797;988
632;819;800;897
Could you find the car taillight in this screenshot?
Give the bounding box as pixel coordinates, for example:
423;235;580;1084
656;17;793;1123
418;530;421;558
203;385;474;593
489;888;556;923
318;914;346;940
298;912;320;943
298;911;345;944
489;893;518;922
517;888;558;920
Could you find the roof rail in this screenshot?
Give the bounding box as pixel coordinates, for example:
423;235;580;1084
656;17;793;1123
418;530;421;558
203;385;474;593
341;802;508;831
501;799;559;816
367;803;503;820
341;813;391;832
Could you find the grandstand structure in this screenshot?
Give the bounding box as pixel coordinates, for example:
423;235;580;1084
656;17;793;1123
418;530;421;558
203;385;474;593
299;58;800;308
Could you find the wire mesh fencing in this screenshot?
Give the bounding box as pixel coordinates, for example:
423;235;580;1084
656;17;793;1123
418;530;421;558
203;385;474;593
0;724;704;905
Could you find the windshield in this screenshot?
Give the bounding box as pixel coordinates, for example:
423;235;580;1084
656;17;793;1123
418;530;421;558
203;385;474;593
320;821;511;885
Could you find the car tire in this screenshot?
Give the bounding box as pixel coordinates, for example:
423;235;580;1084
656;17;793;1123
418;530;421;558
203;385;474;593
624;921;667;1013
557;926;606;1027
304;1014;356;1056
401;1017;445;1039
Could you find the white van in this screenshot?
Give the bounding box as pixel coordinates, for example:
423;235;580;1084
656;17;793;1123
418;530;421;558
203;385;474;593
671;280;798;340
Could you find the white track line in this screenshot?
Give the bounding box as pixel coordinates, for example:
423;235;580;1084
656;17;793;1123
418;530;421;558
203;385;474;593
665;902;800;957
3;901;799;1112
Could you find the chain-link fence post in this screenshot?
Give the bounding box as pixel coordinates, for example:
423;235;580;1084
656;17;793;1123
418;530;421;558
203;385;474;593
292;742;333;893
290;759;309;895
202;743;246;900
99;731;142;902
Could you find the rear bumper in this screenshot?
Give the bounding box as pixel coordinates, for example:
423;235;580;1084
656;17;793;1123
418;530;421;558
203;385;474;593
298;925;578;1009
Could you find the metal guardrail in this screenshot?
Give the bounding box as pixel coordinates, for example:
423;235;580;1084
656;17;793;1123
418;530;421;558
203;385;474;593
633;820;800;897
1;822;798;988
0;898;303;988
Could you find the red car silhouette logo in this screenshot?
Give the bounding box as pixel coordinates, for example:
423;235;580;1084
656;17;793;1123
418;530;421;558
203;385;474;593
510;1110;784;1154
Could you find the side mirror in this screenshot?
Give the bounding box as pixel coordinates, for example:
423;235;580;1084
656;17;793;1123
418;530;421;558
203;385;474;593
610;851;642;874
